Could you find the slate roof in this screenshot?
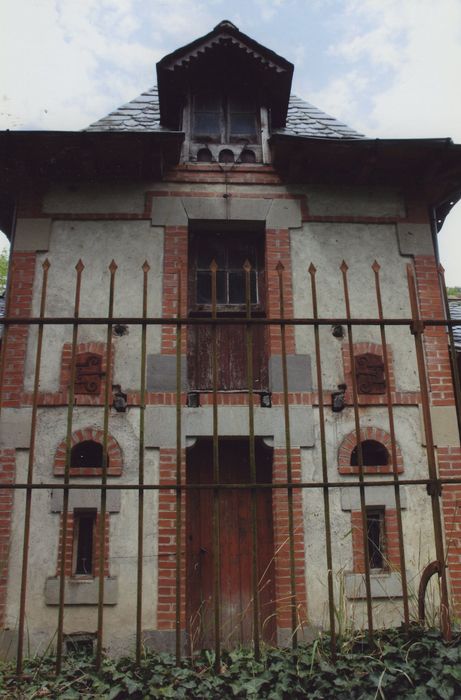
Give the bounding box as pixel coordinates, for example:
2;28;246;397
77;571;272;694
86;87;365;139
449;300;461;350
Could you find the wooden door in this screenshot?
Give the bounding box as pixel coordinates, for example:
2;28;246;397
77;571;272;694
186;439;276;649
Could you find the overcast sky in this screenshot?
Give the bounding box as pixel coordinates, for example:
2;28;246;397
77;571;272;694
2;0;460;284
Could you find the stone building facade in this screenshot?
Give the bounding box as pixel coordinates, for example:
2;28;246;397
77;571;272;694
0;21;460;656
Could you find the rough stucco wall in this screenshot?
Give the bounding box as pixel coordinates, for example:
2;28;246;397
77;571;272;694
5;410;159;655
302;406;436;630
42;184;148;214
291;222;419;392
24;221;163;393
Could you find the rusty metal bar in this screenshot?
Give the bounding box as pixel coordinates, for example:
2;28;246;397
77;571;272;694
16;259;50;674
55;260;84;673
2;315;460;328
308;264;336;653
244;260;260;659
406;264;451;640
2;477;461;490
372;261;410;627
438;265;461;438
210;259;221;670
276;261;298;647
340;261;374;638
175;266;183;663
135;261;150;664
96;261;117;668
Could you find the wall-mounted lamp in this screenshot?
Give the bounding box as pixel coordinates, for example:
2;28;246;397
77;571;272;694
112;385;127;412
187;392;200;408
260;391;272;408
332;325;344;338
331;383;347;412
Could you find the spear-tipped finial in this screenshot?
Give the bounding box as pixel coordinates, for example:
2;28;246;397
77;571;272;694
243;258;252;272
109;260;118;273
42;258;50;271
372;260;381;273
142;260;151;273
75;259;84;272
308;263;317;275
209;258;218;272
340;260;349;273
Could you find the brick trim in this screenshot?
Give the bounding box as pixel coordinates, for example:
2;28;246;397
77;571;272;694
438;446;461;616
53;427;123;477
266;229;295;356
157;448;186;630
1;252;36;408
351;508;400;573
161;227;188;355
413;256;454;406
338;427;403;475
272;448;308;630
56;511;110;577
0;449;15;626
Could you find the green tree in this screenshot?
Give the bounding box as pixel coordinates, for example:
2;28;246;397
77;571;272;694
0;248;8;295
447;285;461;297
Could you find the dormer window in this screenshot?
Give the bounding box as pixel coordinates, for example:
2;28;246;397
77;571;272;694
193;92;258;144
188;91;262;163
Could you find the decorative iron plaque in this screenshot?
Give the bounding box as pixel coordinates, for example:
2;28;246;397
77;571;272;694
354;353;385;394
75;353;103;395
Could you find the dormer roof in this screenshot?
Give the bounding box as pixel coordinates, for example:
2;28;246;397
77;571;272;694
86;86;365;139
156;20;294;129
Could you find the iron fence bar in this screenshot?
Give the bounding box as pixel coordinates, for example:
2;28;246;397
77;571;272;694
16;259;50;674
3;477;461;491
1;316;460;327
340;261;374;638
0;259;16;416
96;261;117;668
308;264;336;654
438;265;461;438
175;266;183;664
406;264;451;640
276;262;298;648
136;261;150;664
210;259;221;671
55;260;84;674
372;261;410;628
244;260;260;660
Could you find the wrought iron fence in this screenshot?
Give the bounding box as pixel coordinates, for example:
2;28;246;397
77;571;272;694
0;255;460;676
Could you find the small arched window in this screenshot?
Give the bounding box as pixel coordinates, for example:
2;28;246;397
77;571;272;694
350;440;388;467
71;441;105;469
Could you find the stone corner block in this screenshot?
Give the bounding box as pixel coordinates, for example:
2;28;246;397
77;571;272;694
147;354;187;393
150;196;187;226
420;405;460;447
345;572;403;599
45;577;118;605
340;485;407;511
14;218;51;252
266;199;302;229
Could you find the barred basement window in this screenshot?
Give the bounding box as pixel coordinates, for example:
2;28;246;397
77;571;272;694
351;440;389;467
65;633;95;655
71;440;104;469
366;508;385;570
73;511;96;576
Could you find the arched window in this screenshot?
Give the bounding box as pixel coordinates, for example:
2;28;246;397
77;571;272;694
70;441;105;469
350;440;388;467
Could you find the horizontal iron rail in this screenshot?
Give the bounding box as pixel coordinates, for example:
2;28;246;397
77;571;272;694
0;316;459;327
1;478;459;490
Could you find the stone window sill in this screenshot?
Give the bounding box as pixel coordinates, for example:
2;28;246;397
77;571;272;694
345;572;403;599
45;576;118;605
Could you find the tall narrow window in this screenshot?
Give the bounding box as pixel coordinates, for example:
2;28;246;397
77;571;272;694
366;508;385;570
73;511;96;576
188;228;267;391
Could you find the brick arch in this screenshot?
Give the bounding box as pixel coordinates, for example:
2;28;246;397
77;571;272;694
338;427;403;475
54;427;123;476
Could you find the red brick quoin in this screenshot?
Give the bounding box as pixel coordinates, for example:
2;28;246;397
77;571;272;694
338;427;404;475
0;449;15;626
54;428;123;477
